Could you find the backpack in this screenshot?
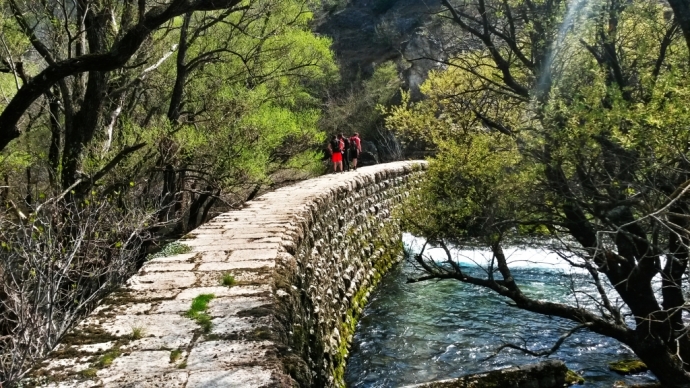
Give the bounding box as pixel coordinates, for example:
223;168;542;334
341;137;350;152
349;137;358;151
330;138;340;153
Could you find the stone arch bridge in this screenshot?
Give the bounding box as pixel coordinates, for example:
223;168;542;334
32;161;427;388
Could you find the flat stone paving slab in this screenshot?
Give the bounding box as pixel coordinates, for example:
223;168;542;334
186;368;273;388
31;161;425;387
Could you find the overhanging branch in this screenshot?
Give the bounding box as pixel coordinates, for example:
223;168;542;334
0;0;246;152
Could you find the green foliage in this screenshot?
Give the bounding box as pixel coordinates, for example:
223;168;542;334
399;129;537;244
221;273;236;287
96;348;121;368
185;294;215;333
389;0;690;383
0;11;30;100
0;0;340;384
187;294;214;314
195;314;213;334
391;0;690;245
321;62;401;140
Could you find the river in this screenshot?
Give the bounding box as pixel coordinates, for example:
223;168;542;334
344;236;658;387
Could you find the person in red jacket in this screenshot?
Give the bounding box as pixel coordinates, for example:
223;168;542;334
349;132;362;170
328;135;343;173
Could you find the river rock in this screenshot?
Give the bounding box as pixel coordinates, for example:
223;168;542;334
402;359;569;388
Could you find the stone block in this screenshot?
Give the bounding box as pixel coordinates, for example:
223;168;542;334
206;296;272;316
194;270;271;287
124;334;194;351
147;253;197;263
185;340;271;371
174;285;270;300
143;262;196;272
197;261;275;271
98;351;187;385
228;249;279;261
185;368;273;388
101;314;197;338
195;251;230;262
127;272;196;291
209;315;271;336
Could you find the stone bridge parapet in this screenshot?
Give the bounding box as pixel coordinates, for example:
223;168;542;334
31;161;427;388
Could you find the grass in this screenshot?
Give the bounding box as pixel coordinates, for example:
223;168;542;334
96;348;121;368
187;294;214;315
221;273;236;287
130;326;145;340
196;314;213;333
185;294;215;333
170;349;183;363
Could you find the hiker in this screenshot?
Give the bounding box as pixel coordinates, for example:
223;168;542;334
338;133;351;171
328;135;343;173
349;132;362;170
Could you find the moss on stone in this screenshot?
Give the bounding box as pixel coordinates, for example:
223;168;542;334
331;223;403;387
185;294;215;333
566;369;585;385
411;360;568;387
609;359;648;375
170;349;183;363
61;325;120;346
252;326;275;340
95;348;121;368
80;368;98;378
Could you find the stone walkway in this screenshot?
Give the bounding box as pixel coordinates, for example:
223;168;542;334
32;161;426;388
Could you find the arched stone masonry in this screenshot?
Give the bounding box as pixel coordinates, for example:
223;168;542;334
29;161;427;388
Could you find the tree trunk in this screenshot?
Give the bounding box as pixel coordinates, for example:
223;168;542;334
61;4;110;190
168;12;192;123
47;89;62;184
633;334;690;387
667;0;690;63
158;164;176;222
187;186;213;230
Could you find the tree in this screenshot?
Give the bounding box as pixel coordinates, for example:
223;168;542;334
320;62;404;161
0;0;247;152
0;0;337;384
387;0;690;385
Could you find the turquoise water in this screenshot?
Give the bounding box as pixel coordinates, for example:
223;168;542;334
344;241;658;387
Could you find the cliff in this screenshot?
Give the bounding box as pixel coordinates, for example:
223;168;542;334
316;0;452;97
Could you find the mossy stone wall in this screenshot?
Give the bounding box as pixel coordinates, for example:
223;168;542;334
274;165;426;387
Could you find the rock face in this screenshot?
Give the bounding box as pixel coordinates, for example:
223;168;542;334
316;0;453;98
27;161;427;388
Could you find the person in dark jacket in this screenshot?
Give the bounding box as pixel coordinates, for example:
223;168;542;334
338;133;350;171
349;132;362;170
